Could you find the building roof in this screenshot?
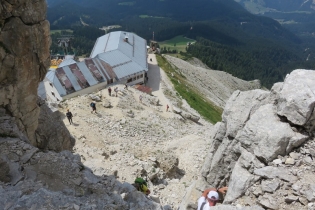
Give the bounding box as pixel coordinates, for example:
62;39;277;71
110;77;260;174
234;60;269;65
90;31;148;70
58;58;76;67
42;31;148;97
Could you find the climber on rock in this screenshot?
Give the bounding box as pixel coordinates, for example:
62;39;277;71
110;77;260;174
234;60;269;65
197;186;228;210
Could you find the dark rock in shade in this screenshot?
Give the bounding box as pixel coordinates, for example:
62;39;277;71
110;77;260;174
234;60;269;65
0;158;11;183
284;195;298;203
35;98;75;152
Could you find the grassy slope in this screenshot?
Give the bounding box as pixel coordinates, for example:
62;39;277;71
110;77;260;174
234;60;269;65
159;36;195;53
156;55;222;124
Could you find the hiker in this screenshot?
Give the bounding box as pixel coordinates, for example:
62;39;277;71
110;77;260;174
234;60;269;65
133;177;150;195
66;109;73;124
114;87;118;97
166;104;169;112
90;101;96;113
197;187;228;210
108;87;112;96
124;83;128;90
139;95;143;103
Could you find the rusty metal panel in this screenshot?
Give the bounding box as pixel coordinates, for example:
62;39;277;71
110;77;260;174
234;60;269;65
77;61;98;86
69;63;89;88
55;67;76;94
62;66;82;91
84;58;104;82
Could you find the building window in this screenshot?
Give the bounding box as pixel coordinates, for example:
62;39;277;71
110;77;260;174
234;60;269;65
140;74;143;78
133;77;136;81
49;82;53;87
127;78;132;83
51;91;55;97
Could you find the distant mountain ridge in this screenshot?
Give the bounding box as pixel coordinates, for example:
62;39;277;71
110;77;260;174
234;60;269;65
47;0;299;42
234;0;315;14
234;0;315;38
46;0;315;88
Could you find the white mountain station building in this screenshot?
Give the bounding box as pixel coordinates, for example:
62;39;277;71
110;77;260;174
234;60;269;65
38;31;148;102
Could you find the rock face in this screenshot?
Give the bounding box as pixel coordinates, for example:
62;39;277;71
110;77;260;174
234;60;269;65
35;98;75;152
0;0;51;144
200;69;315;209
0;132;162;210
0;1;162;209
274;70;315;131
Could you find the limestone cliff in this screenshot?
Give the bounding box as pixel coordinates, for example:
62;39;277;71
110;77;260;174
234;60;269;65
197;69;315;210
0;0;50;144
0;1;163;209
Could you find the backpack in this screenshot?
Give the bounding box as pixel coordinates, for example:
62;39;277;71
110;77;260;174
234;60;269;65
134;177;147;192
66;112;72;117
90;102;95;107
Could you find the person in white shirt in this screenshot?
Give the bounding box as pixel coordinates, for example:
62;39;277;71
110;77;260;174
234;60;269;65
197;187;228;210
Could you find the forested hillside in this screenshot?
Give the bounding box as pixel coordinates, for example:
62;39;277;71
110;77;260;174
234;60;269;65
47;0;315;88
235;0;315;14
185;38;315;87
235;0;315;36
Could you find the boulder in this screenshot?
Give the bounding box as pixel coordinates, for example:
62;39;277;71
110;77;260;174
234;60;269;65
35;98;75;152
224;150;263;203
284;195;298;203
273;70;315;131
188;114;200;123
236;104;308;163
123;191;163;209
222;89;269;138
285;158;295;165
89;94;101;102
257;195;279;210
254;166;297;182
202;138;241;187
261;179;280;193
102;100;111;108
172;106;182;114
156;152;180;178
303;184;315;202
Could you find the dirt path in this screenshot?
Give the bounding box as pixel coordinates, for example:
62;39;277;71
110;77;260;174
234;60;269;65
147;54;173;117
